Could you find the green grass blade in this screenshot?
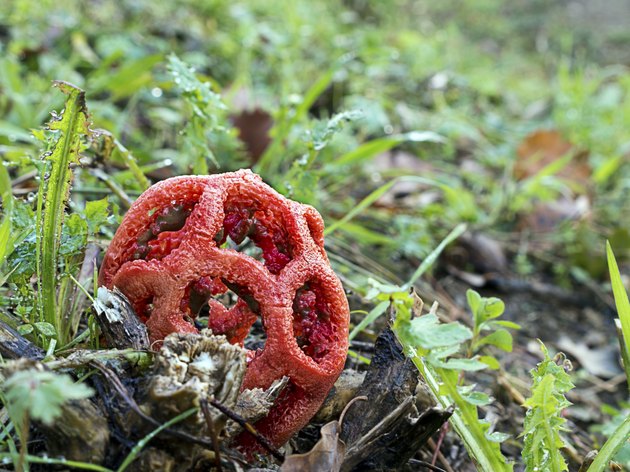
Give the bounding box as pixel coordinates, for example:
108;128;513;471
586;413;630;472
0;453;112;472
117;408;197;472
606;241;630;390
403;223;467;289
39;82;91;343
349;300;389;341
324;179;396;236
324;175;461;238
0;161;13;265
335;131;444;167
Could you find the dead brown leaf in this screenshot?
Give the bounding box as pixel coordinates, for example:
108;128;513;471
229;87;273;162
280;421;346;472
515;129;590;185
281;396;367;472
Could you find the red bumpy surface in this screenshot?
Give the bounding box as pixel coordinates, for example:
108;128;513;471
98;169;350;450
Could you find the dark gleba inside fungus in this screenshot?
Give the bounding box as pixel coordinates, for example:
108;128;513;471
98;169;350;453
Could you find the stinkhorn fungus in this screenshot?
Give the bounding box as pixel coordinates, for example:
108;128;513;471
99;169;349;451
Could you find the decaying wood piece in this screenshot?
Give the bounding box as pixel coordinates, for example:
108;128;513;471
0;358;110;463
39;398;111;463
0;320;45;360
0;309;290;470
232;376;289;428
340;327;452;471
93;286;150;350
314;370;366;424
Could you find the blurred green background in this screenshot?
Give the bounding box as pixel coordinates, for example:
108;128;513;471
2;0;630;287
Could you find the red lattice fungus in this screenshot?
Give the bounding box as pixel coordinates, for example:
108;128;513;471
99;170;349;451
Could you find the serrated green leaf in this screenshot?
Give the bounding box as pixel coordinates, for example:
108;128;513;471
59;213;88;257
522;343;574;472
4;370;93;426
84;197;111;235
167;54;230;170
39;82;91;343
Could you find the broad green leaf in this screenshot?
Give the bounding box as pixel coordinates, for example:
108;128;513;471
407;314;473;349
486;431;511;443
476;329;514;352
479;355;501;370
491;320;522;330
467;289;481;318
34;321;57;337
459;390;492;406
17;324;34;335
436;357;488;372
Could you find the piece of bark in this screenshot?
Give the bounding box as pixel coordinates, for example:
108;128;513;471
93;286;150;350
340;328;452;471
0;320;45;360
39;398;110;463
0;359;110;463
314;370;365;424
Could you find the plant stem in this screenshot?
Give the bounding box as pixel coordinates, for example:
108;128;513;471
17;412;29;472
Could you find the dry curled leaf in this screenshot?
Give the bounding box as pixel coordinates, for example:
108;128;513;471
280;420;346;472
281;396;366;472
515;129;590;183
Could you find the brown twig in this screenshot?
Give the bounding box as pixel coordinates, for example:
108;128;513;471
408;458;448;472
431;422;449;466
208;398;284;462
498;374;526;406
339;396;368;432
427;438;456;472
200;398;223;472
